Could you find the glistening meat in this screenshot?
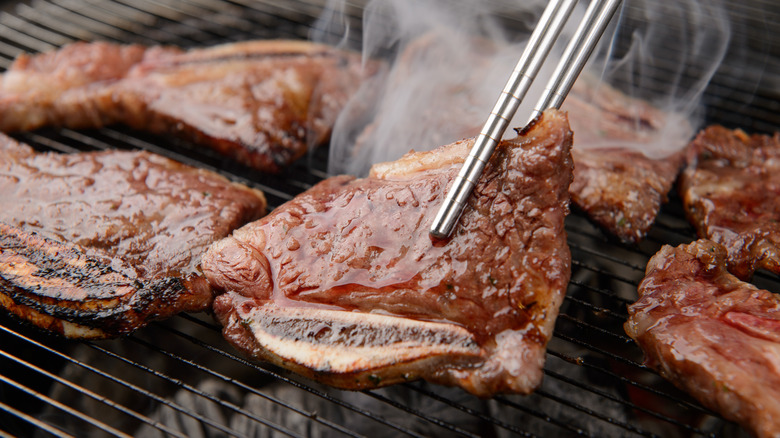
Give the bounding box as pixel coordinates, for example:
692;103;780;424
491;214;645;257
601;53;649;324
203;109;574;397
680;125;780;279
0;40;369;172
564;77;687;244
0;134;267;338
625;239;780;438
346;32;686;243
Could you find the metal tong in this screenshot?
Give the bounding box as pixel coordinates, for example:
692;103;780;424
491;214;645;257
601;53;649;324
430;0;622;239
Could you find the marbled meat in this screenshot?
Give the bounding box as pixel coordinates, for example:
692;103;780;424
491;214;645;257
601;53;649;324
680;125;780;280
0;39;369;173
202;109;574;397
0;134;267;338
625;239;780;438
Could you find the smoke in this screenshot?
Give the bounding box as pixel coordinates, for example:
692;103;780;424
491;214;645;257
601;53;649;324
316;0;730;176
574;0;732;157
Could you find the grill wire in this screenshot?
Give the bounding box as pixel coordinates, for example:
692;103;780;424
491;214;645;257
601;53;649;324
0;0;778;437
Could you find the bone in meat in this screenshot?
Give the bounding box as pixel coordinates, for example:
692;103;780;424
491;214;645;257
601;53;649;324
203;109;574;397
0;134;267;338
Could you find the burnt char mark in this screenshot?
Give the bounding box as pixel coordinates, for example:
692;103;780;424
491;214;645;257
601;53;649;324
2;236;134;290
0;283;129;328
129;276;189;315
0;224;140;336
0;224;140;298
0;223;199;336
514;113;543;137
0;274;190;337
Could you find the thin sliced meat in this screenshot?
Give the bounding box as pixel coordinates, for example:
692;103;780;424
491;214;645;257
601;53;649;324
0;134;267;338
680;125;780;279
0;40;370;172
625;239;780;438
564;77;688;244
569;147;684;244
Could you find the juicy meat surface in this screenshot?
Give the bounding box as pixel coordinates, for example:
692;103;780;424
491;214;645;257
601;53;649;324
203;109;574;397
570;147;684;244
680;126;780;280
564;77;687;244
347;35;684;243
625;239;780;438
0;134;267;338
0;40;368;172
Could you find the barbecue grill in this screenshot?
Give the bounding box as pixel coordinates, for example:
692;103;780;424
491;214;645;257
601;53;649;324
0;0;778;437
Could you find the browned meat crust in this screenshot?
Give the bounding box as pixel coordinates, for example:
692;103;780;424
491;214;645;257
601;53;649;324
570;147;684;244
625;239;780;438
351;34;685;243
0;223;212;338
679;126;780;279
202;109;573;397
564;78;688;244
0;40;369;173
0;134;267;338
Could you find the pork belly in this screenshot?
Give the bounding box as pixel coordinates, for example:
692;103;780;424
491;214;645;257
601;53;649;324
203;109;574;397
0;40;368;172
680;125;780;280
625;239;780;438
0;134;267;338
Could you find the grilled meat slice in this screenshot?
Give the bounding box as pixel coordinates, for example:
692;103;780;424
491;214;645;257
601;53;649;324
0;40;368;173
570;147;684;244
203;109;573;397
0;134;267;338
680;126;780;280
342;32;686;243
564;78;688;244
625;239;780;438
0;223;212;339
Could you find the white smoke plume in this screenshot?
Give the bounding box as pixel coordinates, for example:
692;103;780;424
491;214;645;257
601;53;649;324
315;0;730;176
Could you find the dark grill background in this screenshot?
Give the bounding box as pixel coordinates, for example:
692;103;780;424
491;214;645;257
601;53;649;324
0;1;777;437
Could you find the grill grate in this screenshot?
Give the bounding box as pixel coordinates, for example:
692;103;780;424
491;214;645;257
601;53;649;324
0;0;778;437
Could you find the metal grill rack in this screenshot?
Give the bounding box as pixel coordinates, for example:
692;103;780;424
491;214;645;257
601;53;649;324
0;0;778;437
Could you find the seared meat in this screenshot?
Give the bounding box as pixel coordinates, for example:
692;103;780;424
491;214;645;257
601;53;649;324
0;223;213;339
340;31;686;243
203;109;573;397
680;126;780;280
0;134;267;338
0;40;368;173
564;77;688;244
625;239;780;438
570;147;684;244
